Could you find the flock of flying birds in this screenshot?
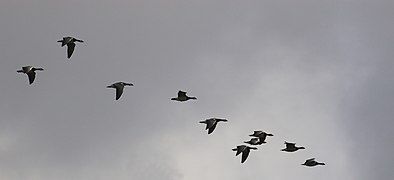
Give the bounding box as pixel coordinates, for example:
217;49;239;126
17;36;326;167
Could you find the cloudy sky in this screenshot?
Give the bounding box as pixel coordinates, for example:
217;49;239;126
0;0;393;179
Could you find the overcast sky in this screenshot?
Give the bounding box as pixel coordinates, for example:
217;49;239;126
0;0;393;180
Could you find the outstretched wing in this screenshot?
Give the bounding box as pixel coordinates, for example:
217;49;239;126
254;131;262;135
236;146;246;156
241;149;250;163
178;91;187;97
67;42;76;58
115;86;124;100
258;135;267;142
206;119;216;129
248;138;259;145
250;131;262;136
22;66;32;72
27;71;36;84
285;142;296;149
207;122;218;134
306;158;315;162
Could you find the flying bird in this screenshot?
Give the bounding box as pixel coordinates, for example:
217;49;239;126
302;158;325;167
57;36;84;58
244;138;263;145
17;66;44;84
107;82;133;100
232;145;257;163
249;131;273;144
281;141;305;152
199;118;228;134
171;90;197;102
249;131;273;137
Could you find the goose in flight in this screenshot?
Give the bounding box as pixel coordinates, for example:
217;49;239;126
249;131;273;137
17;66;44;84
232;145;257;163
281;141;305;152
171;90;197;102
302;158;325;167
107;82;133;100
249;131;273;143
57;36;84;58
244;138;263;145
199;118;227;134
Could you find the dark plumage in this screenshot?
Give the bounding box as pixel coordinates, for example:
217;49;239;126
244;138;263;145
107;82;133;100
232;145;257;163
199;118;227;134
57;36;84;58
17;66;44;84
249;131;273;144
281;141;305;152
302;158;325;167
171;90;197;102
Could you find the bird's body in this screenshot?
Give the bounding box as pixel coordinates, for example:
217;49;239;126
281;141;305;152
249;131;273;137
107;82;133;100
171;91;197;102
244;138;263;145
17;66;44;84
249;131;273;144
57;36;84;58
232;145;257;163
199;118;227;134
302;158;325;167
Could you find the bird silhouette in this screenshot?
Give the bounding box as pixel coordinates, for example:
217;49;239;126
244;138;263;145
281;141;305;152
17;66;44;84
107;82;133;100
199;118;227;134
232;145;257;163
57;36;84;58
171;90;197;102
302;158;325;167
249;131;273;144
